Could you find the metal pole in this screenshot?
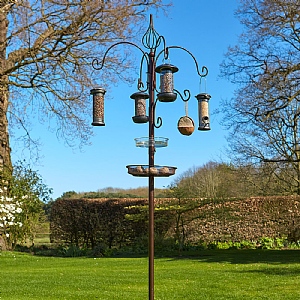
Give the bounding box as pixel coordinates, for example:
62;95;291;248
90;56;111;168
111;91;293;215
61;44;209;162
148;51;155;300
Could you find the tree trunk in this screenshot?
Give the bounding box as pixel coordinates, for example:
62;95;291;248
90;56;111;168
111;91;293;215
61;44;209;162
0;12;12;170
0;235;7;250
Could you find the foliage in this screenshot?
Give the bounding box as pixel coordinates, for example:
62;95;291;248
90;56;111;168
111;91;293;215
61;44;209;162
50;197;180;252
57;244;87;257
56;187;168;200
0;161;52;249
257;237;285;250
0;190;23;250
49;195;300;253
50;198;149;249
200;238;288;251
154;196;202;251
220;0;300;193
58;191;78;199
9;161;52;203
171;161;300;199
177;196;300;245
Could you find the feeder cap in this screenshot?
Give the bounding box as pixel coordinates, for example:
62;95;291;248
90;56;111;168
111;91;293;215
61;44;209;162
90;87;106;95
195;93;211;100
130;92;149;100
155;63;179;74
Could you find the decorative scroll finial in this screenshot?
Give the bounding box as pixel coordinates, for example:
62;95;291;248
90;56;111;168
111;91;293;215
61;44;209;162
142;14;161;50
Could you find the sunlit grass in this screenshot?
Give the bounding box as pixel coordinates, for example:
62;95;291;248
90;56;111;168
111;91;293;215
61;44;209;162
0;250;300;299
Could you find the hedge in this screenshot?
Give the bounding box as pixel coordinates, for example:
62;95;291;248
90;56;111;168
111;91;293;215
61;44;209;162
50;196;300;249
50;198;148;249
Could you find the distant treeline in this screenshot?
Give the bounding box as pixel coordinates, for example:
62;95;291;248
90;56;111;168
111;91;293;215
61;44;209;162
56;187;167;200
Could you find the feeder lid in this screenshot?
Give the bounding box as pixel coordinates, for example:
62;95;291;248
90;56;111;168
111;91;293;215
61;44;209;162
195;93;211;101
130;91;149;100
155;63;179;74
90;87;106;95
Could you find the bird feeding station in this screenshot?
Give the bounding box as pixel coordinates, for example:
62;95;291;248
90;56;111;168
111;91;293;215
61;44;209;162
91;14;211;300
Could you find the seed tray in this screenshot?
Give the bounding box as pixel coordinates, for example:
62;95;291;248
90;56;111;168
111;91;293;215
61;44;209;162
126;165;177;177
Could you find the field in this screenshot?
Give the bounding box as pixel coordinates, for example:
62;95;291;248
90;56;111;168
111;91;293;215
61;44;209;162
0;250;300;299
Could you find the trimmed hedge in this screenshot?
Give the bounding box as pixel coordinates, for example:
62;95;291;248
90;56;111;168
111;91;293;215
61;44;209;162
50;196;300;250
163;196;300;244
50;198;148;249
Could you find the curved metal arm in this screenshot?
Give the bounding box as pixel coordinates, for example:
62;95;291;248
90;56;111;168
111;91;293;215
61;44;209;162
156;46;209;78
153;98;163;129
137;54;150;92
174;89;191;102
156;35;168;59
154;116;163;129
92;41;148;70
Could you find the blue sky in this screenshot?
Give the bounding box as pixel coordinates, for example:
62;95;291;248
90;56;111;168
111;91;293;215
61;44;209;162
12;0;243;199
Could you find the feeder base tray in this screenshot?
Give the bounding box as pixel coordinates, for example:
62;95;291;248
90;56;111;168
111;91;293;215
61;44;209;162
126;165;177;177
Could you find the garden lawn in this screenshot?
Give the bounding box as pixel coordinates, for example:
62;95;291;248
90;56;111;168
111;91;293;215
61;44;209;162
0;250;300;299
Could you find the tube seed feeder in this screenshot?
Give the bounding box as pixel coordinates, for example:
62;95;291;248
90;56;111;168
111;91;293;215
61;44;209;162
196;93;211;130
91;88;106;126
155;63;178;102
130;92;149;123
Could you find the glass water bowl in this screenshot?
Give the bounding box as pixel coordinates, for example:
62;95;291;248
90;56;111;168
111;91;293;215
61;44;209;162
134;137;168;148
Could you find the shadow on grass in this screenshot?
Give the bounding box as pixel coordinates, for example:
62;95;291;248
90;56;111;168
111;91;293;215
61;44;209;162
14;244;150;258
240;266;300;276
13;244;300;265
167;249;300;265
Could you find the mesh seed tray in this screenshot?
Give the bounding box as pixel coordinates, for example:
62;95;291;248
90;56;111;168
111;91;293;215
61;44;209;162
126;165;177;177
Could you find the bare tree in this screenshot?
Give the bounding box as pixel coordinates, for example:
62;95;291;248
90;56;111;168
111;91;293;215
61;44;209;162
220;0;300;194
171;162;241;198
0;0;168;169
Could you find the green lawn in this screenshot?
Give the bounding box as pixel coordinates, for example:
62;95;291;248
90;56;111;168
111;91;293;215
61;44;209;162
0;250;300;299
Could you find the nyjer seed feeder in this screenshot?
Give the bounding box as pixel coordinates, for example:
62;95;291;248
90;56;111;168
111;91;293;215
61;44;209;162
196;93;211;130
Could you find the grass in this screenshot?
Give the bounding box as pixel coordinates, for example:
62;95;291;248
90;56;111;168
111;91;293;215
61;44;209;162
34;222;51;247
0;250;300;299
